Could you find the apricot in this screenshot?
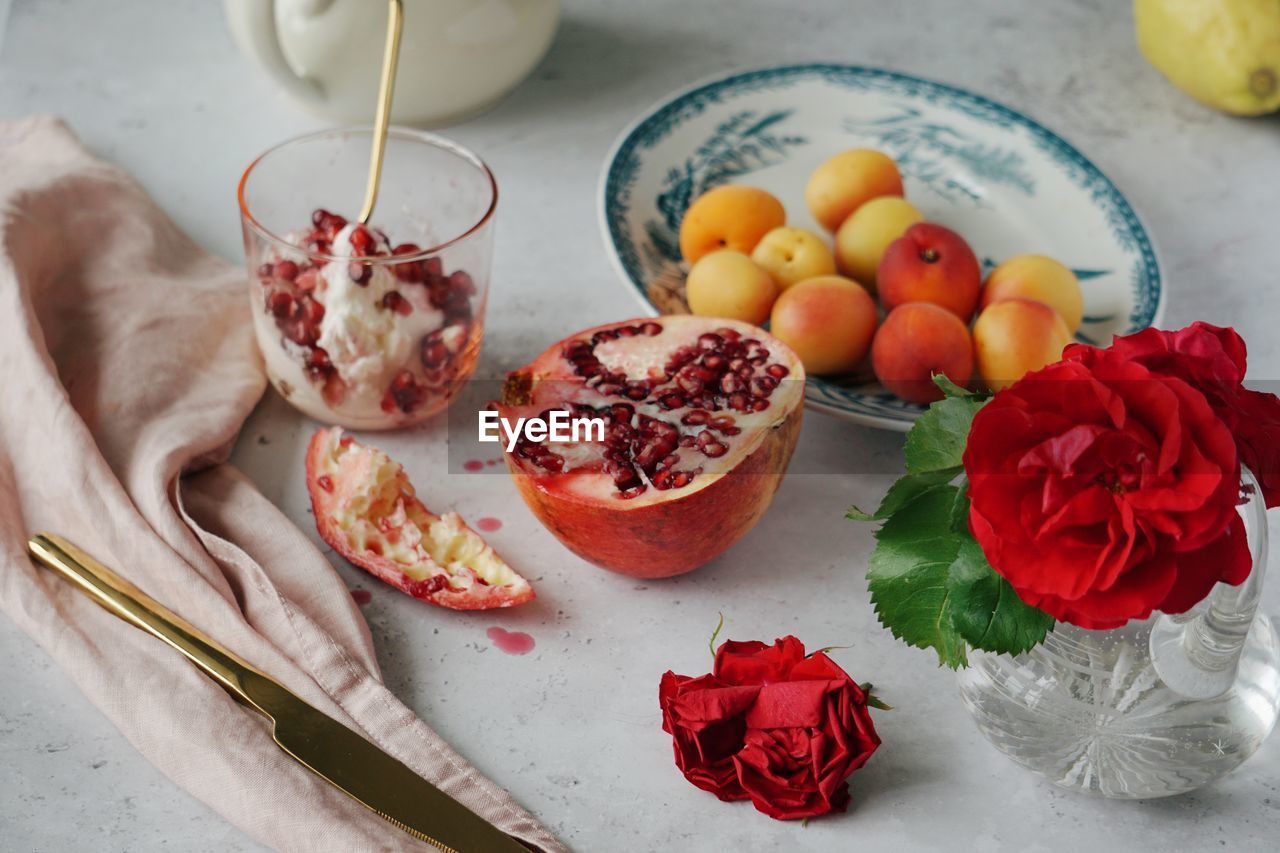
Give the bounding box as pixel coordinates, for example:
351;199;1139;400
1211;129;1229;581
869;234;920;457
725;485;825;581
973;298;1072;391
877;223;982;321
834;197;923;290
750;226;837;291
871;303;974;405
769;276;877;375
679;185;786;264
685;250;779;325
980;254;1084;333
805;149;904;232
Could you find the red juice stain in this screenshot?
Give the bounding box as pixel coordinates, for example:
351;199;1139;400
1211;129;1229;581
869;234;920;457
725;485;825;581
476;517;502;532
350;589;373;606
486;458;500;466
463;459;484;472
487;627;535;655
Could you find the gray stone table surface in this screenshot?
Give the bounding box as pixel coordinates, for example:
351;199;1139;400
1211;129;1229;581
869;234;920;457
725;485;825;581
2;1;1279;851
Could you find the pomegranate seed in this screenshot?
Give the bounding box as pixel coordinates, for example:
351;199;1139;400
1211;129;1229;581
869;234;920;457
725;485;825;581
624;383;650;401
766;363;790;379
257;262;274;279
311;208;347;235
751;398;770;412
391;243;427;282
534;452;564;473
671;471;694;488
382;290;413;316
662;453;680;468
349;224;375;256
421;341;449;369
681;409;710;425
697;333;723;351
316;474;334;493
678;434;696;448
729;393;750;411
267;291;294;318
617;484;648;500
616;325;638;338
422;575;447;594
306;238;330;256
752;375;778;395
658;391;686;410
295;269;320;292
640;322;663;336
720;374;744;394
275;259;299;281
424;256;444;279
610;403;635;423
700;439;728;458
448;270;475;295
651;469;673;490
593;329;619;346
298;296;324;329
715;328;742;342
702;353;727;371
348;262;372;285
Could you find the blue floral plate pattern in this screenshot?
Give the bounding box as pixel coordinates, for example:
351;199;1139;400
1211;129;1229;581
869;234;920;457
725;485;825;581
599;64;1164;431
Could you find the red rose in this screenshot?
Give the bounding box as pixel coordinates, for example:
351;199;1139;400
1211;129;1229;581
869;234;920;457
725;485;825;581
1078;322;1280;507
658;637;880;820
964;344;1251;629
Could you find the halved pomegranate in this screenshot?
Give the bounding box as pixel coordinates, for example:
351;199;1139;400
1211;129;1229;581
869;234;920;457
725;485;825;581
497;316;804;578
306;427;533;609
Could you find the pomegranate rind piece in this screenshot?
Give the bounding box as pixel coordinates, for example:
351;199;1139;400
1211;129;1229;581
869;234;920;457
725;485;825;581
306;427;534;610
498;316;804;578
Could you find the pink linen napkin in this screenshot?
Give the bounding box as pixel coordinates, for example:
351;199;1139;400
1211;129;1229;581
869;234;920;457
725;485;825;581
0;115;563;853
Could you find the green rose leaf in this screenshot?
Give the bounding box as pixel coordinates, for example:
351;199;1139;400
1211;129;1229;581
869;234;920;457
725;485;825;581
847;466;961;521
946;538;1055;655
903;394;987;474
867;486;971;668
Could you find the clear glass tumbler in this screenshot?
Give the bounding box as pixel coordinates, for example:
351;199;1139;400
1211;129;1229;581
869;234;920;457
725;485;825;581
957;467;1280;798
238;127;496;429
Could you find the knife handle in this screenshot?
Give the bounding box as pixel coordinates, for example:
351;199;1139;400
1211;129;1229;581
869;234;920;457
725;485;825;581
27;533;271;714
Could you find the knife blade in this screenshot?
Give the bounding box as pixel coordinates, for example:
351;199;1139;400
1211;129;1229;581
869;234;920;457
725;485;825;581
28;533;529;853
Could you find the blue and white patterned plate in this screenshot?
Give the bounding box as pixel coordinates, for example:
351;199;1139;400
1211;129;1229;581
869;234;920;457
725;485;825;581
598;64;1164;431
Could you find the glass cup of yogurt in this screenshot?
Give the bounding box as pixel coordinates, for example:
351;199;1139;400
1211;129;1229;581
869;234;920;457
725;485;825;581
238;127;496;429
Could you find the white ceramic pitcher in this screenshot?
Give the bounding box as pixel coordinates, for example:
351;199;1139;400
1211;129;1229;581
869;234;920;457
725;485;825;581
224;0;560;125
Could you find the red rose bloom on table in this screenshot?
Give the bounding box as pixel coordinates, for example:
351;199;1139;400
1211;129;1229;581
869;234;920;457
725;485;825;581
964;342;1251;630
658;636;881;821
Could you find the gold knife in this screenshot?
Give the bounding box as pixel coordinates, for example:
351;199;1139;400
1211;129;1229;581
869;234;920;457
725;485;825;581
28;533;530;853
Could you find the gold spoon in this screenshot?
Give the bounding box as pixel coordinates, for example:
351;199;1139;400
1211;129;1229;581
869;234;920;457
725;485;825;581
358;0;405;225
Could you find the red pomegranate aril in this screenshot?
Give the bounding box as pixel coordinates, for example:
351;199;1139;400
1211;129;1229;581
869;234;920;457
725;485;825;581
391;243;426;282
349;224;376;256
300;295;325;326
702;353;727;371
678;434;696;448
752;376;778;395
681;409;710;426
720;374;744;395
592;329;618;346
449;270;475;296
697;333;723;351
421;340;449;369
316;474;334;493
268;291;295;318
658;391;686;410
295;269;320;292
609;403;635;422
257;262;274;279
306;238;331;257
766;363;790;379
640;322;663;336
275;259;300;282
625;383;650;401
311;208;347;235
751;398;771;412
662;453;680;468
382;290;413;316
348;262;372;285
671;471;695;489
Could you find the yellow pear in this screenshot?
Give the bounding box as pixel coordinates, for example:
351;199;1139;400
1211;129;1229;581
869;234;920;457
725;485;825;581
1135;0;1280;116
